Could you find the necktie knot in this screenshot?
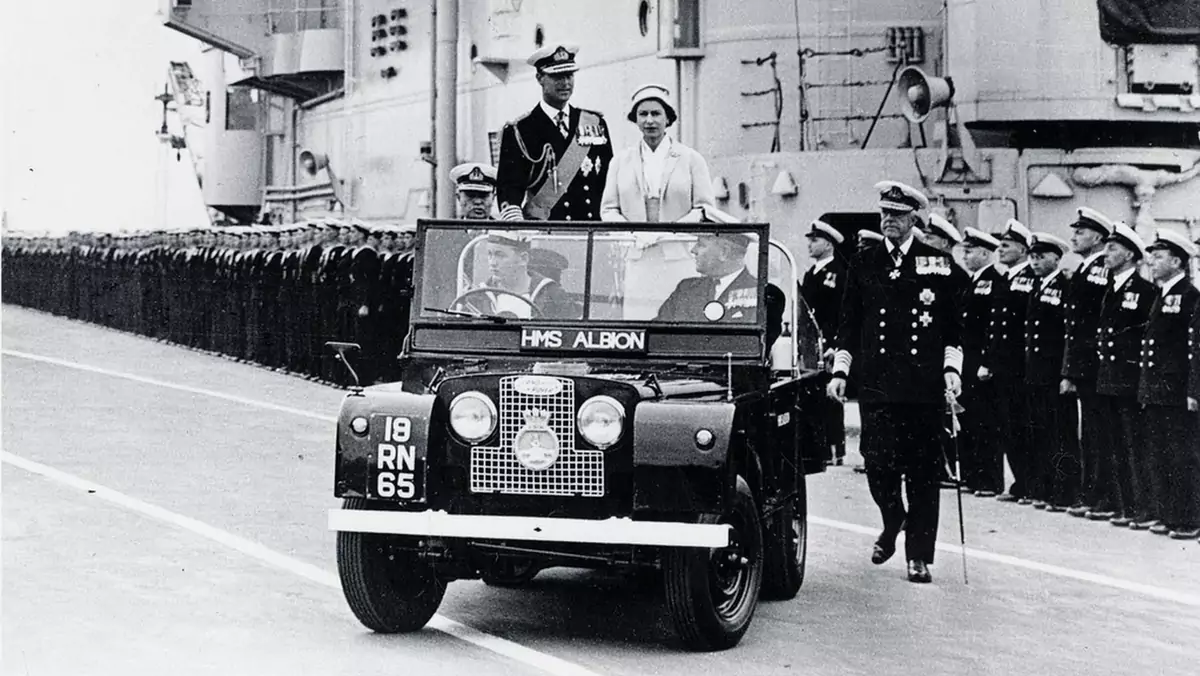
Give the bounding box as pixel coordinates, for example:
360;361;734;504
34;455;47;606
556;111;569;138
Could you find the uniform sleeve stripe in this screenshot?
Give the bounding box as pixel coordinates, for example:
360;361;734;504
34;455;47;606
943;346;963;374
833;350;853;376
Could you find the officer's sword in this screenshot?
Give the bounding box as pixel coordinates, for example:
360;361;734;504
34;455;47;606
945;392;969;585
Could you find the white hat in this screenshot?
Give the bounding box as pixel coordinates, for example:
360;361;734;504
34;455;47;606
627;84;677;125
1074;207;1114;237
999;219;1032;248
806;219;845;244
962;227;1000;251
1105;221;1146;259
874;180;929;212
527;44;579;74
1145;228;1197;260
927;213;963;244
449;162;497;194
486;230;532;250
1031;232;1069;256
858;229;885;242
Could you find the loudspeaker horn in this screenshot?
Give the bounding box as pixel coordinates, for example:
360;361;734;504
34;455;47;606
298;149;329;176
896;67;955;123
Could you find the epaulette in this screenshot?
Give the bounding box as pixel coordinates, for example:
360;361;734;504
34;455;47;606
506;108;536;127
575;106;606;118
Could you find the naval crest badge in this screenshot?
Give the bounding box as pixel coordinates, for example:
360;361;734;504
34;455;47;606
513;408;560;471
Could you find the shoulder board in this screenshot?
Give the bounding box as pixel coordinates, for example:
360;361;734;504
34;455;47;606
507;109;536;126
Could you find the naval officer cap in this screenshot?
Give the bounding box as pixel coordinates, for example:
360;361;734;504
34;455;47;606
927;213;963;244
874;180;929;213
858;229;885;242
449;162;497;194
487;230;532;251
999;219;1032;249
806;219;845;245
1074;207;1114;237
962;227;1000;251
1030;232;1069;257
1145;228;1198;260
1105;221;1146;259
529;44;580;75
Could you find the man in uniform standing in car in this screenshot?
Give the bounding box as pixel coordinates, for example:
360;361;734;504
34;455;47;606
828;180;964;584
496;44;613;222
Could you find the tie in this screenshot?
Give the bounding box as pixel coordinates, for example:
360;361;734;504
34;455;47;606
556;111;569;138
891;247;903;268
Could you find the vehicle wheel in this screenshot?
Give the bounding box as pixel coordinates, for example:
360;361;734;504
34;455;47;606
663;476;763;651
481;557;541;587
336;498;446;633
761;478;808;600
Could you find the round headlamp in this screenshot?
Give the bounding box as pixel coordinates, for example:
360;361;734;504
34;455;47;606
577;395;625;449
448;391;497;443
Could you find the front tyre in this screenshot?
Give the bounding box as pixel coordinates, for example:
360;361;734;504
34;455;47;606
762;477;808;600
664;476;763;651
336;499;445;633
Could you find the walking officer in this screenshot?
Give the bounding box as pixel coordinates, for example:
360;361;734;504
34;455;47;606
958;227;1004;496
496;44;613;221
1136;230;1200;539
1023;233;1079;511
827;180;964;584
1061;208;1115;518
981;219;1037;503
1092;222;1154;527
801;219;847;465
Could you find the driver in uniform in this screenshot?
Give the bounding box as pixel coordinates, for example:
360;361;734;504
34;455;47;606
474;231;574;318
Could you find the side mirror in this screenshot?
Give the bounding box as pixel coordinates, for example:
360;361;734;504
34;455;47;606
326;341;363;390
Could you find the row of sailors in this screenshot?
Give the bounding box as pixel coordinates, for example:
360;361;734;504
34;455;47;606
1;221;417;386
801;201;1200;541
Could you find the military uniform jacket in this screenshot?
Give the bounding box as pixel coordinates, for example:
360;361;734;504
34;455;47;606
800;256;845;345
1137;277;1200;407
834;238;963;404
962;264;1004;380
656;268;760;323
1096;272;1155;397
1190;298;1200;402
985;261;1037;379
1024;270;1069;385
1061;252;1110;384
497;105;613;221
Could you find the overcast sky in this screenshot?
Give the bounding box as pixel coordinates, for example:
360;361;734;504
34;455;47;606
2;0;210;234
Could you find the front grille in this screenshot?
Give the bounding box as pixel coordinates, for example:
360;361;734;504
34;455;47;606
469;376;605;497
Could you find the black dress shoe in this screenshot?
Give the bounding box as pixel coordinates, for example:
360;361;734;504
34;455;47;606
871;542;895;565
1168;527;1200;540
907;560;932;583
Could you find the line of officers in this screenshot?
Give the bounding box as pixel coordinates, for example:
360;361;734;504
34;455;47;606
1;220;418;386
800;205;1200;541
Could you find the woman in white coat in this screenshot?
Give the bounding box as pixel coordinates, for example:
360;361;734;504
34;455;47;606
600;84;716;223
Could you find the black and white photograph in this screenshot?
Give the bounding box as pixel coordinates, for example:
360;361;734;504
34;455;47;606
3;1;1199;674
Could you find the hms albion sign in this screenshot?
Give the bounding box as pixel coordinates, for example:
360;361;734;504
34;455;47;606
520;327;647;352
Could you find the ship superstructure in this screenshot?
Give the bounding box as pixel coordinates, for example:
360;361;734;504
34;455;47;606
158;0;1200;269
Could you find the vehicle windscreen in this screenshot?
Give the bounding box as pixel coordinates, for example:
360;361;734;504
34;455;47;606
417;226;763;325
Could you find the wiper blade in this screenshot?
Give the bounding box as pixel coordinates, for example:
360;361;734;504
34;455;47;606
423;306;508;324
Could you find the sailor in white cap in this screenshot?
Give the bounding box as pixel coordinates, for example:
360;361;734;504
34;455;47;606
1062;207;1116;517
600;83;716;222
985;218;1038;505
1090;221;1154;527
1135;229;1200;539
496;43;612;222
827;179;963;584
1022;232;1079;511
956;226;1005;497
922;213;963;254
802;219;848;465
449;162;498;220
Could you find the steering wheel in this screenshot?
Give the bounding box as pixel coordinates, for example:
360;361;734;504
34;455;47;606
449;287;543;318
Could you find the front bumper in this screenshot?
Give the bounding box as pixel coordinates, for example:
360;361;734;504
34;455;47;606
328;509;730;548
